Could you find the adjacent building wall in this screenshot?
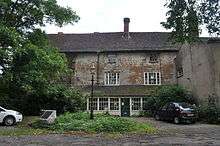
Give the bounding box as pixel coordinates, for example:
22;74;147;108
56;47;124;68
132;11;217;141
176;41;220;106
67;51;177;86
210;42;220;106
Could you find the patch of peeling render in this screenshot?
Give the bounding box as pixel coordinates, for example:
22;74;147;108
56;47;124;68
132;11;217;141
71;52;177;86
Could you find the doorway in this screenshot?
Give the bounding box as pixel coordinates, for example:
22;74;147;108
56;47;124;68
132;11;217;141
121;98;130;116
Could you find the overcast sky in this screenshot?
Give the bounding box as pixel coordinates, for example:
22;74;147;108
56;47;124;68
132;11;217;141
44;0;209;36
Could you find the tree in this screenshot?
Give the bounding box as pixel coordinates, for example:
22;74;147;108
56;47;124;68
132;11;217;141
162;0;220;43
200;0;220;36
0;0;84;115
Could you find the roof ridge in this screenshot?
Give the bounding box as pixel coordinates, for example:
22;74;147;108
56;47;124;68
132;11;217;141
47;32;172;35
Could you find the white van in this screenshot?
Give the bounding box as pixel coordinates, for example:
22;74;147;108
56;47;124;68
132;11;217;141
0;106;23;126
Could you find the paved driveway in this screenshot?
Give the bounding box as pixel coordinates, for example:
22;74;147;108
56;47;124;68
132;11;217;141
0;118;220;146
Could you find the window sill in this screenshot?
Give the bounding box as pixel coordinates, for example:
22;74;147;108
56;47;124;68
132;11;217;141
104;84;120;86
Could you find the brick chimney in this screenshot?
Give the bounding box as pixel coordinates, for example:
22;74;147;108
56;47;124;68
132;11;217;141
123;18;130;39
58;32;63;35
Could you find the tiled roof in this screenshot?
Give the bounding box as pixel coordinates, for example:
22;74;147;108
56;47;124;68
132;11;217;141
48;32;179;52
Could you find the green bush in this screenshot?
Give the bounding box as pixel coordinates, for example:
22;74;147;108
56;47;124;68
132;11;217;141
139;110;152;117
3;84;86;116
198;98;220;124
143;85;195;116
32;112;156;133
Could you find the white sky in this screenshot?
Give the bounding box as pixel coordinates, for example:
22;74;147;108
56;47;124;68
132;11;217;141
44;0;209;36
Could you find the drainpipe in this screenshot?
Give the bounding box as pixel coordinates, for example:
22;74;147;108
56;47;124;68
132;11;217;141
96;51;100;85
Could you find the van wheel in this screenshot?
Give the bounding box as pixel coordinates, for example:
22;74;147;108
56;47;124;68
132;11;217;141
4;116;15;126
155;114;160;121
174;117;180;124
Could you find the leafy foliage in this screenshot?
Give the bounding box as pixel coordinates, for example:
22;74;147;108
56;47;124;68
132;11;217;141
143;85;195;115
162;0;220;43
198;97;220;124
0;0;80;30
32;112;156;133
199;0;220;36
0;0;83;115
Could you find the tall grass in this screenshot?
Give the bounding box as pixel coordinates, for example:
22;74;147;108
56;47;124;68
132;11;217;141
32;112;156;133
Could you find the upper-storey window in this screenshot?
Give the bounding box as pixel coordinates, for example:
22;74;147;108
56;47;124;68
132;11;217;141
144;72;161;85
149;54;159;63
105;72;120;85
177;67;183;77
107;54;117;64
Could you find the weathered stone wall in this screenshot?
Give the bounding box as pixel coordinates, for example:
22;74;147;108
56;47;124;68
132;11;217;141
177;42;220;106
210;43;220;106
66;51;177;86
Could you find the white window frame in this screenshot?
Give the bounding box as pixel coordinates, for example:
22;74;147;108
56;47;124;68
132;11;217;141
104;72;120;85
144;72;161;85
131;98;141;111
110;98;119;110
88;98;98;110
99;98;108;111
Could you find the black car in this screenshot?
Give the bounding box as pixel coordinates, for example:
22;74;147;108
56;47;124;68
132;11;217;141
154;102;197;124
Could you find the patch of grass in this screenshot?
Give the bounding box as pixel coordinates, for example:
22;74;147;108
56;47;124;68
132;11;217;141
0;116;50;136
0;128;49;136
32;112;156;134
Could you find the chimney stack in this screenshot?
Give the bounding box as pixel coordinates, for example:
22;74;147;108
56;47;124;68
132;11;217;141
58;32;63;35
123;17;130;39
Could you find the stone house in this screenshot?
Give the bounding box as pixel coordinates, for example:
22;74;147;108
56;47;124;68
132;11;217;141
48;18;179;116
49;18;220;116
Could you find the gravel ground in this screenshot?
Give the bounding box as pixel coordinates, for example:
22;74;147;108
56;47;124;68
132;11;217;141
0;118;220;146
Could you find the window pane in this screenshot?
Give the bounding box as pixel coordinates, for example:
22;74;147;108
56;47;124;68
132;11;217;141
110;98;119;110
99;98;108;110
105;72;120;85
132;98;141;110
105;73;108;85
157;73;160;84
144;73;147;84
149;54;158;63
149;73;156;84
108;54;117;64
89;98;98;110
145;72;161;85
117;73;119;84
109;73;116;84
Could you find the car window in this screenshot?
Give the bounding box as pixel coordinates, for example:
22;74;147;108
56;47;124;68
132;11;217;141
178;103;194;108
0;107;5;112
167;103;175;110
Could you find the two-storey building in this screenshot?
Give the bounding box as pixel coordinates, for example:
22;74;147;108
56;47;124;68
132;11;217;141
48;18;180;116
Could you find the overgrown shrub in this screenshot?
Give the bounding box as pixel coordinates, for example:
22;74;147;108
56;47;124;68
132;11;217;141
143;85;195;116
19;85;86;115
139;110;152;117
6;84;86;115
32;112;156;133
198;97;220;124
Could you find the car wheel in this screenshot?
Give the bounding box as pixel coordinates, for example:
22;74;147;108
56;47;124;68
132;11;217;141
155;114;160;121
174;117;180;124
4;116;15;126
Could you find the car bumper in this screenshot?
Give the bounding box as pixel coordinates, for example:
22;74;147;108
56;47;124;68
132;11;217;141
180;116;197;122
15;115;23;123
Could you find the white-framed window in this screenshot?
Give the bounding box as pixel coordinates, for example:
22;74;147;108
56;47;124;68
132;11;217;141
131;98;141;110
149;54;159;63
144;72;161;85
89;98;98;110
104;72;120;85
110;98;119;110
99;98;108;110
107;54;117;64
